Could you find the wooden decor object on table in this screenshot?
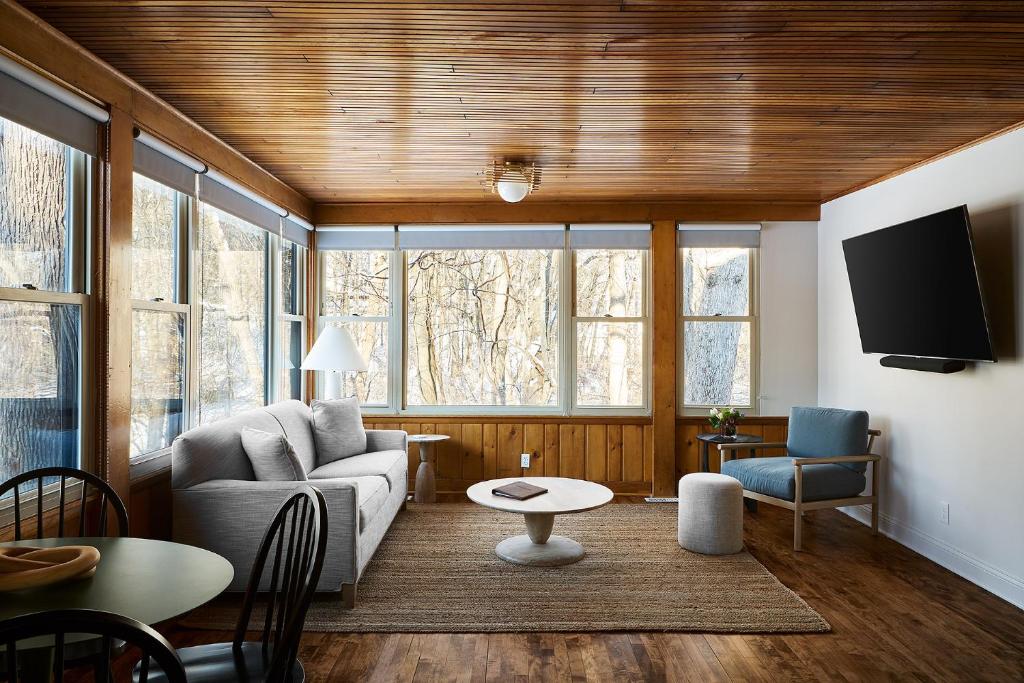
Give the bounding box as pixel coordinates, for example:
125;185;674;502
0;545;101;591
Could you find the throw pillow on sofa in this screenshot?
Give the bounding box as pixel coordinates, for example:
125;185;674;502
311;396;367;463
240;426;308;481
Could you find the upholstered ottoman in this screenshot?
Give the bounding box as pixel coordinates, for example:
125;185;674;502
677;473;744;555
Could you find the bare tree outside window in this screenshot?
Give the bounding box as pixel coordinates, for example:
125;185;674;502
682;247;754;407
197;203;267;423
0;117;83;488
321;250;391;405
575;249;646;407
406;249;559;407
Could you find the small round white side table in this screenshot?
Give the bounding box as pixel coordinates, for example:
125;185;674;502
409;434;449;503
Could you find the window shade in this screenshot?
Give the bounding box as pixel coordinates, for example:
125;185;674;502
398;225;565;250
0;70;101;155
133;141;198;195
282;216;312;247
317;226;396;250
569;224;651;249
199;175;284;232
677;224;761;248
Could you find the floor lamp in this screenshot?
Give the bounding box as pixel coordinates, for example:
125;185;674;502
301;326;368;400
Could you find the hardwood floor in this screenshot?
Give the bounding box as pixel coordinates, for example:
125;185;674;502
163;504;1023;682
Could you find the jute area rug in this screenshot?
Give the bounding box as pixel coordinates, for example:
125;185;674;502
183;504;829;634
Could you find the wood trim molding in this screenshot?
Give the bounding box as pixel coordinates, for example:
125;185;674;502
313;201;820;225
364;415;652;426
93;107;132;504
676;415;789;425
650;219;677;497
0;0;312;219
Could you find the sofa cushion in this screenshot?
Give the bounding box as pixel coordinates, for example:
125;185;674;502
240;427;308;481
347;475;389;531
722;456;866;502
263;400;317;473
308;450;407;492
311;397;366;464
787;406;870;473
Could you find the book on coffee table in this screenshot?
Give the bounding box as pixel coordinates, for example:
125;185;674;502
492;481;548;501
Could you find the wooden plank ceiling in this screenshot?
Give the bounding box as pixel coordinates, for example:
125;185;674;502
20;1;1024;204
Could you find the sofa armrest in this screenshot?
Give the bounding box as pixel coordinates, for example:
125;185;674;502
365;429;407;454
173;479;360;591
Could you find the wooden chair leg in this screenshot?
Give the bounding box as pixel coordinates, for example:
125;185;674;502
871;460;880;535
793;465;804;551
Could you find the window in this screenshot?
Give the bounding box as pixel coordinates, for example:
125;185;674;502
277;238;307;401
129;173;189;460
406;248;560;408
679;225;759;410
573;248;647;408
0;116;90;487
316;224;650;414
320;249;392;406
196;203;268;424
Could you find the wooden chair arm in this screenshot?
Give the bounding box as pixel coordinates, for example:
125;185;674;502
868;429;881;437
792;454;880;467
717;442;787;452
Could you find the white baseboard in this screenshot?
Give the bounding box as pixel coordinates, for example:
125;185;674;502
841;505;1024;610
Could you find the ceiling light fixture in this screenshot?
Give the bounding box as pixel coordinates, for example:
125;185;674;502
484;161;541;203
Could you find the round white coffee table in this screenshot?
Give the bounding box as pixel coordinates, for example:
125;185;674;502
467;477;613;566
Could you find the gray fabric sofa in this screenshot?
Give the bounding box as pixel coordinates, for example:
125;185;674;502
171;400;407;606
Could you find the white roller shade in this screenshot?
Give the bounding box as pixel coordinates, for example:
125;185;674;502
316;226;396;250
677;224;761;248
199;174;285;232
569;224;651;249
133;138;201;196
0;57;106;155
282;215;312;247
398;224;565;250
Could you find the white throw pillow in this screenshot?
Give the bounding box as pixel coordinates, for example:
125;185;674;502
240;427;308;481
311;397;367;464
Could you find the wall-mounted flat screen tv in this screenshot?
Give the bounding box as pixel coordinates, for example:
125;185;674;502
842;205;995;362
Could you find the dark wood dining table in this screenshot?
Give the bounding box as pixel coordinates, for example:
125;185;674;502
0;536;233;651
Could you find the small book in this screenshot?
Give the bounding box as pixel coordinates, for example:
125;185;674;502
492;481;548;501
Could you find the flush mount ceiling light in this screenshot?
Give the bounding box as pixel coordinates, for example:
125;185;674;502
484;161;541;203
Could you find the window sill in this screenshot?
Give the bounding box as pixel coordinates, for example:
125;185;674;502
129;449;172;482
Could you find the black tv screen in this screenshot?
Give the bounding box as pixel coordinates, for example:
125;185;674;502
842;205;995;362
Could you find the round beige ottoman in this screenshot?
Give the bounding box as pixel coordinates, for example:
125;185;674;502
677;473;744;555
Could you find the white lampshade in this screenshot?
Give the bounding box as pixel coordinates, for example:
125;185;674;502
496;177;530;203
300;326;368;372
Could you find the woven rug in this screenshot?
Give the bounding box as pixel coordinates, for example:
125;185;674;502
182;504;828;634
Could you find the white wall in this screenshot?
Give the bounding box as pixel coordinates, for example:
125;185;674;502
759;221;819;415
818;127;1024;608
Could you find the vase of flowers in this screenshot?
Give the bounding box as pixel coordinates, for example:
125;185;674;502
709;407;744;438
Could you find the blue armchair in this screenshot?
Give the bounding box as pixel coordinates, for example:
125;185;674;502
719;407;881;551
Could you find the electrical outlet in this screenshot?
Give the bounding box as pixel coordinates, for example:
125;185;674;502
520;453;531;469
940;502;950;525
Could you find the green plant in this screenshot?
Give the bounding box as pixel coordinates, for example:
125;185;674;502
709;407;744;434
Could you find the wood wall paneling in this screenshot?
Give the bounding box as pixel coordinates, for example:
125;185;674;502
651;219;678;496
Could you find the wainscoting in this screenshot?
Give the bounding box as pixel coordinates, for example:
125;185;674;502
367;415;789;498
365;417;656;497
0;415;791;542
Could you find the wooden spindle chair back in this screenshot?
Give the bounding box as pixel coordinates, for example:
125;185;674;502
234;485;328;682
0;467;129;540
0;608;185;683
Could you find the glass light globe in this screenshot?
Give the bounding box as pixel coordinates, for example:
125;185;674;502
496;177;530;203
